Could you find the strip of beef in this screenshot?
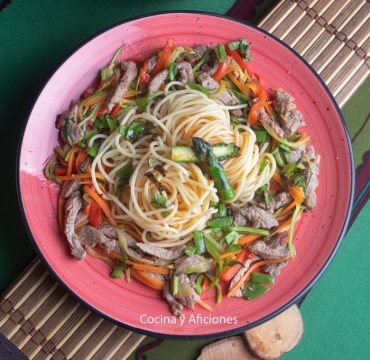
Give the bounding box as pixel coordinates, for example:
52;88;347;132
106;61;137;112
147;55;157;73
257;107;284;138
185;45;210;66
177;61;195;83
75;210;88;225
163;282;184;319
304;161;319;209
64;192;85;259
270;192;292;211
175;254;213;274
175;274;200;310
76;224;136;254
228;259;252;297
250;232;294;259
273;89;307;136
57;101;83;145
148;69;169;93
136;243;185;261
233;205;278;229
198;72;238;106
263;261;287;277
61;180;81;198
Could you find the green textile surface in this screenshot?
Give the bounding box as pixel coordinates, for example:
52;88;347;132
0;1;369;360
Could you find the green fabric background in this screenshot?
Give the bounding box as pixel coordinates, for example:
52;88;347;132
0;1;369;359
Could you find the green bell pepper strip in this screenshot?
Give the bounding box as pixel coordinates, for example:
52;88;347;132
228;226;269;237
207;216;233;228
194;274;204;295
192;49;211;74
215;44;227;62
193;231;206;254
225;230;238;244
110;265;124;278
243;281;269;299
186;82;210;96
172;273;178;296
288;204;301;258
250;272;275;284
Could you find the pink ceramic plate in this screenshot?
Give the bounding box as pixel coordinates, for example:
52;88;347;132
17;12;354;338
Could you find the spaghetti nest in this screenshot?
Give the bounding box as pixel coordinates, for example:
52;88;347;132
90;83;276;246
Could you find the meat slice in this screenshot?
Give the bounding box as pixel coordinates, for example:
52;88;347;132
250;232;293;259
233;205;278;229
272;89;307;136
163;282;184;319
201;60;218;76
257;107;284;138
263;261;287;277
198;72;237;106
176;274;200;310
58;101;83;145
76;224;136;254
61;180;81;198
175;254;212;274
304;161;319;209
147;55;157;73
136;243;185;261
106;61;137;112
228;259;252;297
271;192;292;211
185;45;210;66
176;61;195;83
148;69;169;93
64;192;85;259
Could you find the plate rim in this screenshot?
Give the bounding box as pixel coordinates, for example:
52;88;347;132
15;10;355;340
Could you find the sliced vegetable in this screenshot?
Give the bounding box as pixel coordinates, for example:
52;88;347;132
139;60;150;84
194;274;204;295
215;283;222;304
186;82;210;96
204;235;221;264
228;226;269;237
151;192;171;210
288;186;304;205
130;269;165;290
255;130;268;143
153;38;174;75
214;44;227;62
243;281;269;299
238;234;261;245
192;49;211;73
165;46;185;68
212;62;228;81
172;273;178;296
192;137;235;201
250;272;275;284
185;246;197;257
217;203;227;218
88;146;98;158
169;62;177;81
193;231;206;254
225;230;238;244
120;122;151;142
183;260;212;274
110;265;124;278
219;249;250;282
288;204;301;258
116;163;133;182
263;123;310;149
207;216;233;228
273;149;285;167
88;199;102;228
226;243;243;252
171;143;240;163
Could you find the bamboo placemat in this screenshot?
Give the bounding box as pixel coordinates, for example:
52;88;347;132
258;0;370;107
1;1;369;359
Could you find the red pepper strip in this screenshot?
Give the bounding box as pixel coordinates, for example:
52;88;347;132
139;60;150;84
226;48;251;79
220;249;252;282
97;104;106;117
75;150;89;173
53;167;67;176
249;101;271;126
82;77;99;99
88;199;102;228
84;203;91;216
212;62;228;81
153;38;174;75
110;103;121;117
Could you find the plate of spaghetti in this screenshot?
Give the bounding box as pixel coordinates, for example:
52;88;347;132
17;12;354;338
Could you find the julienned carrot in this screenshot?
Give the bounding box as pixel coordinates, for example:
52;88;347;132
249;101;271;126
55;172;105;181
197;299;213;312
125;260;170;275
277;201;297;217
227;258;288;298
219;249;251;282
244;82;259;97
227;72;244;93
57;193;65;235
288;186;304;205
74;219;89;230
130;268;165;290
274;210;303;234
272;172;283;187
238;234;261;245
201;276;211;292
84;186;118;226
220;249;243;260
67;147;79;175
75;149;89;173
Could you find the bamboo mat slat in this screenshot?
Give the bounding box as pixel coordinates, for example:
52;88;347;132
259;0;370;107
1;1;369;359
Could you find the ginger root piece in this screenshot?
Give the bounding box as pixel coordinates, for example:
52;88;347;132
244;304;304;360
197;336;258;360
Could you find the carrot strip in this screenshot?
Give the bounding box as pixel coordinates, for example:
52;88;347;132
84;186;117;226
125;260;170;275
244;82;259;97
74;219;89;230
220;249;243;260
220;249;251;282
67;147;79;175
277;201;297;217
238;234;261;245
249;101;271;126
272;172;284;187
197;299;213;312
55;173;105;181
227;72;244;93
130;269;165;290
201;276;211;292
227;258;288;298
288;185;304;205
